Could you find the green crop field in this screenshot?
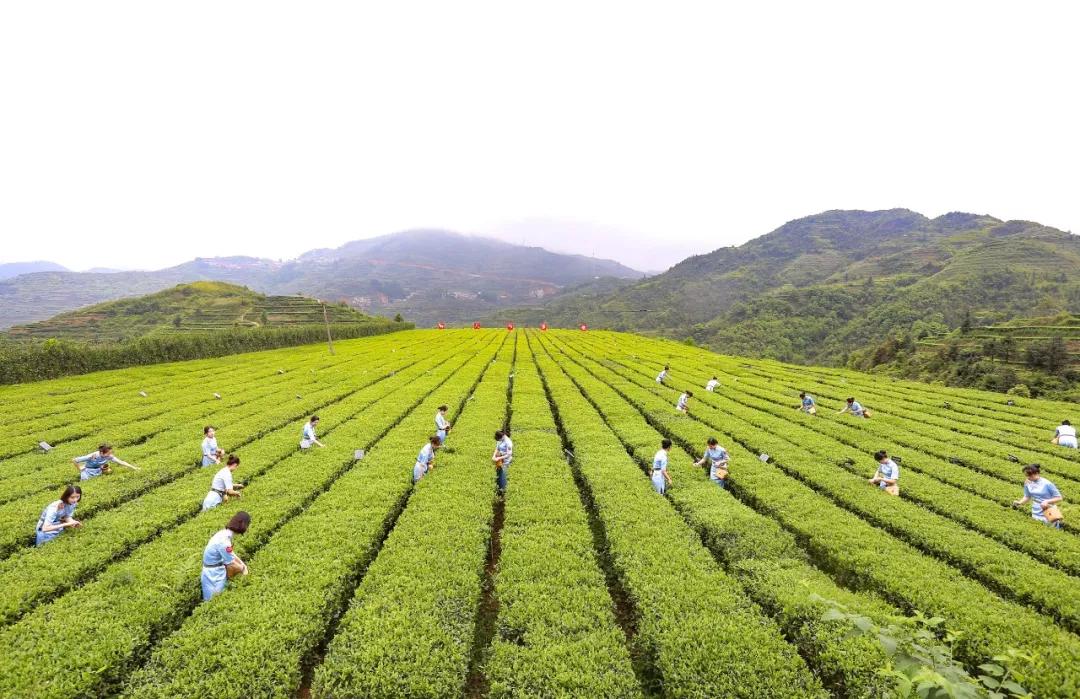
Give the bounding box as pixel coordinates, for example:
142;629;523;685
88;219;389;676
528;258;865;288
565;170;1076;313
0;329;1077;698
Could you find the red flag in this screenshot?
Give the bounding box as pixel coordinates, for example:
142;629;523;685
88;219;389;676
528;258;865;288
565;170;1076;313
472;321;481;330
540;322;548;331
437;322;446;330
579;323;588;331
506;322;515;331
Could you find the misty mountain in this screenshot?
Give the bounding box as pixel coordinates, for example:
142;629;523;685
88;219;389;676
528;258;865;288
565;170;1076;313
0;231;640;329
0;261;69;280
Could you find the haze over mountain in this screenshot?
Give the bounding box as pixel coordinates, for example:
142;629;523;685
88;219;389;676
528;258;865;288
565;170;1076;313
506;209;1080;365
0;230;639;329
0;261;69;280
483;218;701;273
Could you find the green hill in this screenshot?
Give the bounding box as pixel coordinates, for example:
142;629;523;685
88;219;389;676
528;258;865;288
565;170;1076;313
511;209;1080;369
3;282;377;343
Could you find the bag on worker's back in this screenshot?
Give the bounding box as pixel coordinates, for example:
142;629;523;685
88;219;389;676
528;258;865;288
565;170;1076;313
1044;504;1064;523
884;484;899;496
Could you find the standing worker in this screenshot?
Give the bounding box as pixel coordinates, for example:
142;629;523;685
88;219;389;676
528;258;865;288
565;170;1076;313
676;391;692;413
301;415;324;449
73;443;138;480
705;376;720;392
202;426;223;467
796;392;817;415
202;455;245;511
656;365;669;384
492;429;513;491
694;437;730;488
1052;420;1078;449
652;439;673;494
35;485;82;546
200;511;250;602
435;405;452;445
1013;465;1065;528
413;436;440;483
869;450;899;495
839;397;871;419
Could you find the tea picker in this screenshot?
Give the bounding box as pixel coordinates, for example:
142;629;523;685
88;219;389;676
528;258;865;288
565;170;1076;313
839;397;872;418
795;392;817;415
300;415;324;449
694;437;730;489
868;450;899;495
413;436;440;483
651;439;672;494
202;426;222;467
202;455;245;511
1051;420;1077;449
73;443;139;480
435;405;452;444
1013;464;1065;529
200;511;251;602
492;430;513;491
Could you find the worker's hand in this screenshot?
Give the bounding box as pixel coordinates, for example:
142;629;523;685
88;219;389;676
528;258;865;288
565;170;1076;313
69;519;82;528
1012;499;1023;507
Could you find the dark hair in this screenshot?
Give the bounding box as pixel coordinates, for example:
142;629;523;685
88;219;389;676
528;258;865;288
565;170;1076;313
60;484;82;504
226;454;240;466
310;415;319;423
707;437;718;446
1064;420;1072;426
799;392;806;398
847;397;855;404
494;430;505;440
712;376;718;380
874;450;888;461
227;511;251;534
438;405;448;412
686;391;693;397
1023;464;1041;476
664;365;670;370
98;443;113;454
429;435;441;445
204;426;214;435
661;438;672;449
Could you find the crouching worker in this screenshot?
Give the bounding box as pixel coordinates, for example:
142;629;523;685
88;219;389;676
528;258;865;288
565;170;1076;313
695;437;730;488
73;443;138;480
840;397;871;419
869;450;899;495
413;436;440;483
35;485;82;546
1014;464;1064;529
202;455;244;511
492;430;513;491
201;511;250;602
676;391;692;413
652;439;673;494
1052;420;1077;449
796;392;817;415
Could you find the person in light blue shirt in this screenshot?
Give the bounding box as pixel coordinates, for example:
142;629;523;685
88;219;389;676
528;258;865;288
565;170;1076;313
796;392;817;415
656;366;669;384
839;397;870;418
1014;464;1064;528
694;437;730;488
492;430;513;491
435;406;452;445
652;439;672;494
35;485;82;546
676;391;692;413
413;436;440;483
202;455;245;511
201;511;250;602
72;443;138;480
868;450;899;495
201;426;222;467
300;415;324;449
1052;420;1077;449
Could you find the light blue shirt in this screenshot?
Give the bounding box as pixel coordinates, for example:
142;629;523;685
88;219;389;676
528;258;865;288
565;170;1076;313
656;370;667;383
416;443;434;468
37;500;76;531
1023;477;1062;519
677;394;689;410
704;446;729;480
202;528;235;585
435;413;450;430
75;451;118;478
210;467;233;493
495;437;513;466
201;436;219;466
849;401;865;416
802;395;815;408
652;449;669;472
301;423;317;447
876;460;899;488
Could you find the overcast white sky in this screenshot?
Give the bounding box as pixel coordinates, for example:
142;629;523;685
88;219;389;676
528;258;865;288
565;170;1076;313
1;1;1077;272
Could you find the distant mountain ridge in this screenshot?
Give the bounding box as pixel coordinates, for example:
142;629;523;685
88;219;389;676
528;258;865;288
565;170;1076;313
507;209;1080;365
0;261;68;280
0;231;640;328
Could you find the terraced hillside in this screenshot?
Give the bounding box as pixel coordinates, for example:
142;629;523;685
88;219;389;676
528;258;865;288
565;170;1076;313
4;282;376;342
0;329;1076;698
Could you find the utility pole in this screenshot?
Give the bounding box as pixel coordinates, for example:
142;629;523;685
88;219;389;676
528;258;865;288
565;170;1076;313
322;302;335;355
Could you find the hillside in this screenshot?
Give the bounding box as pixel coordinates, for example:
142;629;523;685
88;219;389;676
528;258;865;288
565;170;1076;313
0;231;640;328
513;209;1080;365
0;329;1077;698
3;282;377;343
